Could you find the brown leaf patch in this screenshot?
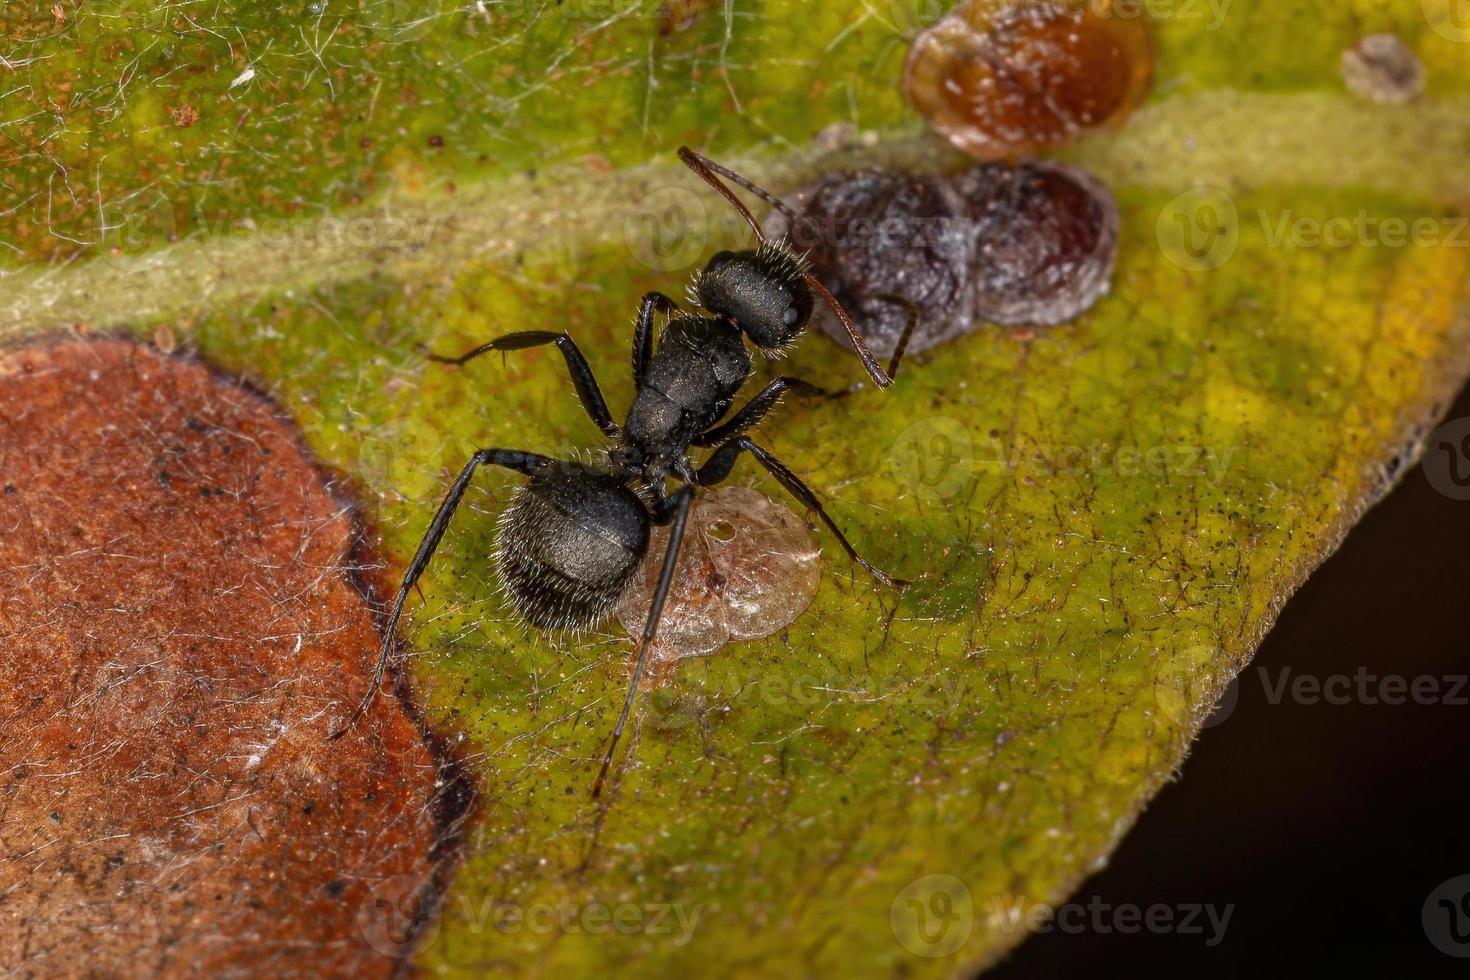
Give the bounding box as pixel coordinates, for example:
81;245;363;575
0;337;465;977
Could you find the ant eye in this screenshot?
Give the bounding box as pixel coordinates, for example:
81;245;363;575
783;305;800;327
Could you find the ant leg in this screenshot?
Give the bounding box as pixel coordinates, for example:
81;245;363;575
634;292;679;390
329;448;554;740
830;294;919;398
426;332;619;437
692;377;828;447
696;437;905;588
874;293;919;382
593;484;694;798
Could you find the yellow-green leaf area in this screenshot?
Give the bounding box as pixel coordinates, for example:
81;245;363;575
4;1;1470;977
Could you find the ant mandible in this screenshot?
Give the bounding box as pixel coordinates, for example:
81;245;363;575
332;147;916;797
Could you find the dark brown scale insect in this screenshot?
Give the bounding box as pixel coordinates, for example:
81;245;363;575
960;160;1119;326
331;148;911;798
762;159;1119;356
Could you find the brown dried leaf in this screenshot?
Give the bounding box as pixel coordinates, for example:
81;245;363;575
0;338;463;977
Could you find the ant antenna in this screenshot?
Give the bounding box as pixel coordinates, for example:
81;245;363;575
676;147;894;389
686;150;803;226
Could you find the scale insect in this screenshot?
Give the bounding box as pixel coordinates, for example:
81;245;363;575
331;147;914;796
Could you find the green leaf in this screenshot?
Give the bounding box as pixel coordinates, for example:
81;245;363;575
4;0;1469;974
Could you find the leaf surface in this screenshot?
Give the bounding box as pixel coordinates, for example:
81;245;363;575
3;1;1469;974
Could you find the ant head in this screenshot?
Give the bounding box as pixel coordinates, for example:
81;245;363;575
676;146;893;386
695;244;813;353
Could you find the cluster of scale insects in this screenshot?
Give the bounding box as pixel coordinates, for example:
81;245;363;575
333;148;914;796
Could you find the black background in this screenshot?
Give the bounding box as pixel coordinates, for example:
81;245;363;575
988;381;1470;977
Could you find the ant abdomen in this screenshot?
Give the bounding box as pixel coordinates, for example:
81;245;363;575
495;465;650;631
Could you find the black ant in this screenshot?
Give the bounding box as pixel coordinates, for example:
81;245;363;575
331;148;916;797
